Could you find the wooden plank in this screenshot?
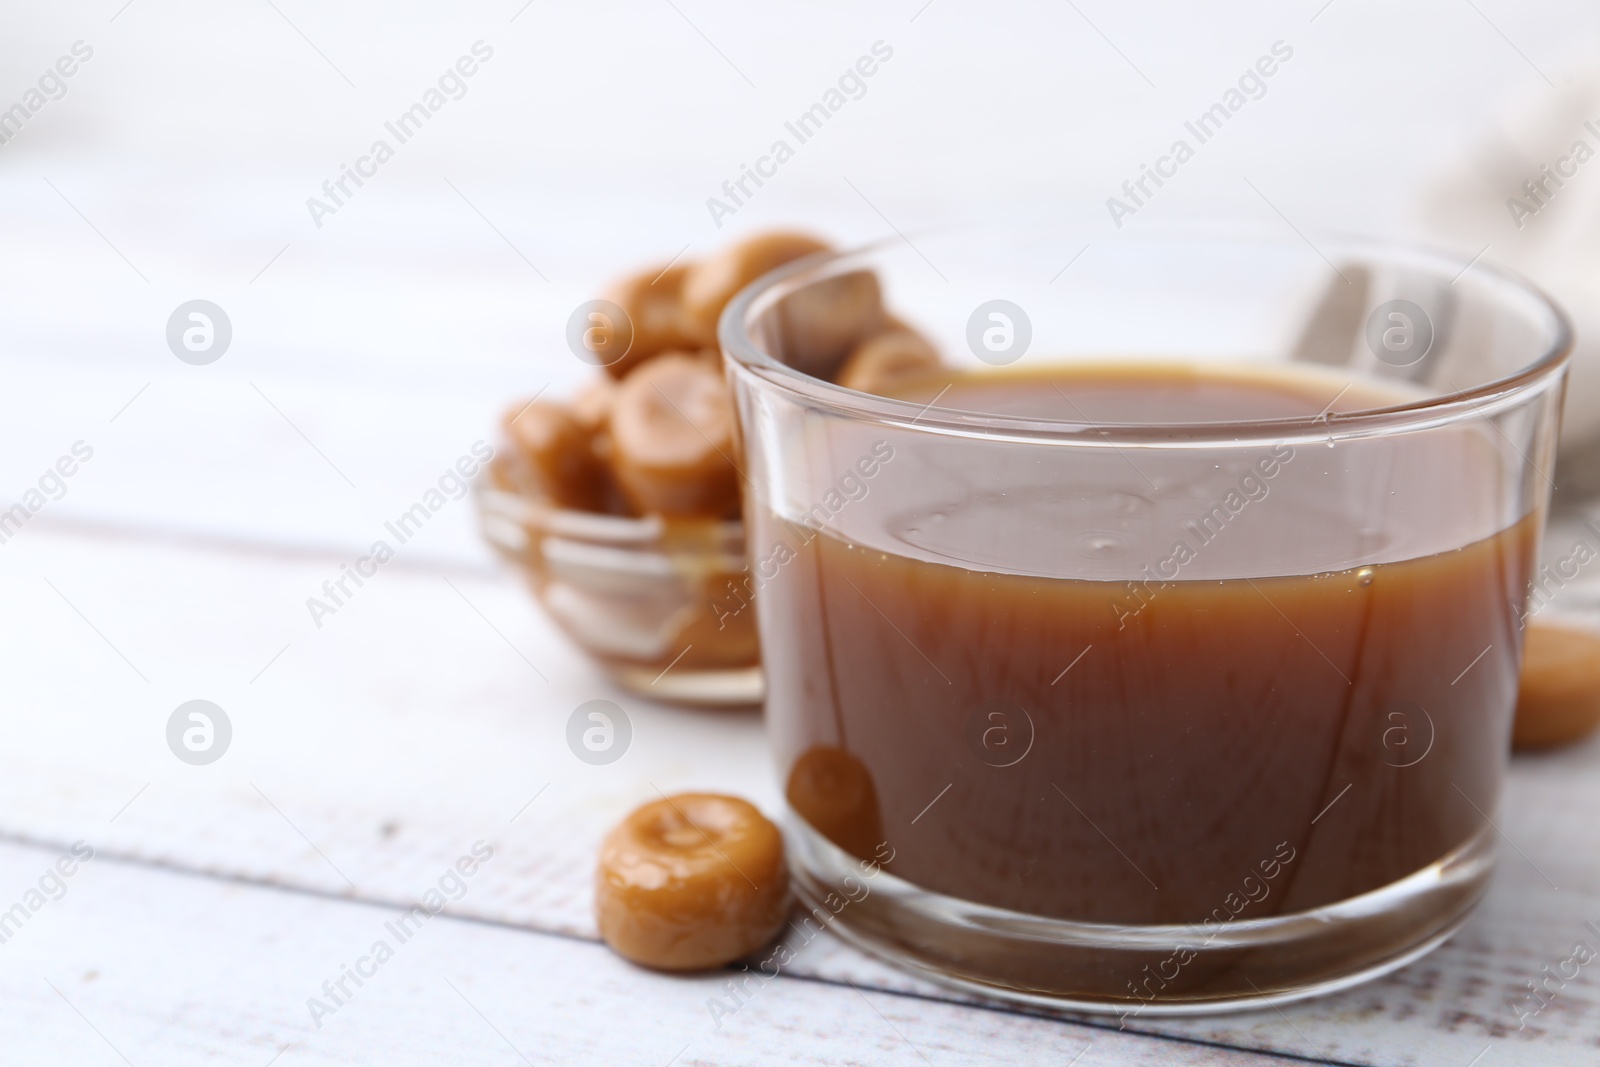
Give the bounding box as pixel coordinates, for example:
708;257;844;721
0;838;1313;1066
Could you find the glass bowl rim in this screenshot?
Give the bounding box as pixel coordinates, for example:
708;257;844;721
473;478;744;546
717;222;1574;448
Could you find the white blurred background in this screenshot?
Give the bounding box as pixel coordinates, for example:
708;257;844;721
2;0;1598;566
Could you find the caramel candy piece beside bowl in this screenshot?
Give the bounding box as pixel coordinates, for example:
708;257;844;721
1513;619;1600;749
475;458;761;706
596;793;790;971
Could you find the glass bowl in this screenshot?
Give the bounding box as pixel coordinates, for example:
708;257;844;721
721;222;1571;1013
474;463;762;706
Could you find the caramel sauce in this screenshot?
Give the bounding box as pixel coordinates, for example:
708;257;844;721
760;364;1534;924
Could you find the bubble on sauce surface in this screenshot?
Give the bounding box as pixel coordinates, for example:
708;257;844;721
1080;533;1124;557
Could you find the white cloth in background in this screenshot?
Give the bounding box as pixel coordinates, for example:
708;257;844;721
1418;53;1600;449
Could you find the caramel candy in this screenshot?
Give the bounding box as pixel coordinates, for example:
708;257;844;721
599;263;712;378
596;793;789;971
566;376;639;515
772;269;885;381
1513;621;1600;749
610;354;741;517
501;399;608;511
785;746;884;863
570;375;617;434
835;328;943;395
682;231;832;340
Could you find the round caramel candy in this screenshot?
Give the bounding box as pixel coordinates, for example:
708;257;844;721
785;745;885;863
772;268;886;381
596;793;790;971
599;263;712;378
609;353;740;517
835;327;943;394
501;399;608;512
682;231;832;340
1513;621;1600;750
570;374;617;435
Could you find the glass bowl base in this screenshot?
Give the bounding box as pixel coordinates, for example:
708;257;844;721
786;813;1493;1016
609;663;764;707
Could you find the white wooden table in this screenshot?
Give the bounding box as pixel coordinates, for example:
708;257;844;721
6;2;1600;1063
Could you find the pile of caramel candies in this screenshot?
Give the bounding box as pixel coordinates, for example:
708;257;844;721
500;232;942;521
